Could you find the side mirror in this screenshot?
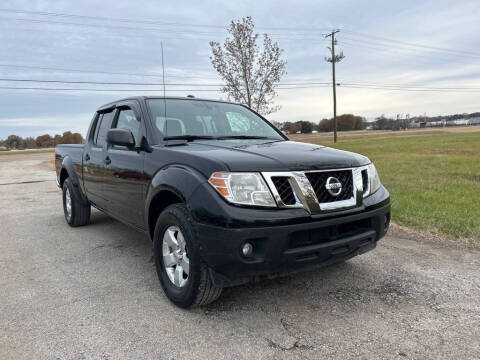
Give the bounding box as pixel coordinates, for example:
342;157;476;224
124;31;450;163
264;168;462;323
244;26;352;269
106;128;135;148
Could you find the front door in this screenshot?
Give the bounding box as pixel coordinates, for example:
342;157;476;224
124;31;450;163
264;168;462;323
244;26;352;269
103;103;146;229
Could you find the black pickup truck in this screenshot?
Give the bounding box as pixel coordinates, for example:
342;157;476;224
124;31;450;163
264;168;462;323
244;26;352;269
55;96;390;308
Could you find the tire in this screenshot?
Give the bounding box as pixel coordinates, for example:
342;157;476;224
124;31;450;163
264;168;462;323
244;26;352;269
62;177;91;227
153;203;222;308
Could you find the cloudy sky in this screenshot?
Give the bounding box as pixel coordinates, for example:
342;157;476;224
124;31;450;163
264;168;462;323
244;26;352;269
1;0;479;138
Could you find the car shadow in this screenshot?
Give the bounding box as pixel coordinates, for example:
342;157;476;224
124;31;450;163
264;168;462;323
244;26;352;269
80;210;387;312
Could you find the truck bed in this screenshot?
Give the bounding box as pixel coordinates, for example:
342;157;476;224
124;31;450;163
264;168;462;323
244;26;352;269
55;144;85;183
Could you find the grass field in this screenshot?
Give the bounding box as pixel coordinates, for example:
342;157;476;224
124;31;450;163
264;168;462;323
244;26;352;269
293;128;480;244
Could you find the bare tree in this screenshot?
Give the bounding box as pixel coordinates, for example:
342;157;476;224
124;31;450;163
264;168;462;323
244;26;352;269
209;17;287;115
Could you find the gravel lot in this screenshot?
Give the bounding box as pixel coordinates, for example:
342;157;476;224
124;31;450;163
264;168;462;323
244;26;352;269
1;152;479;359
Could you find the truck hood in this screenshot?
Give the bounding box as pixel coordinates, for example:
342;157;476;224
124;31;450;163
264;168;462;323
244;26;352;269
171;140;370;173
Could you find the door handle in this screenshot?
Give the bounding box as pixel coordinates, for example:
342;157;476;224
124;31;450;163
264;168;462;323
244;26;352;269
84;153;90;161
104;156;111;165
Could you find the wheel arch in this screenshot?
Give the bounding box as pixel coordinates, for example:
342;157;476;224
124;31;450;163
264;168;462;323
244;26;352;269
147;188;185;240
61;155;79;186
59;167;69;187
60;155;89;204
146;165;206;241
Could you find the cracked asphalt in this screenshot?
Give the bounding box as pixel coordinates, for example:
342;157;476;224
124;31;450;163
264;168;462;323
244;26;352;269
1;152;479;359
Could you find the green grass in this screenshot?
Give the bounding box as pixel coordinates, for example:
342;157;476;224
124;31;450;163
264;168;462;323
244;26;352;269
300;131;480;244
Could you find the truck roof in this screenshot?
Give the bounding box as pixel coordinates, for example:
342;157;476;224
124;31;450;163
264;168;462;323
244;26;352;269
97;96;239;112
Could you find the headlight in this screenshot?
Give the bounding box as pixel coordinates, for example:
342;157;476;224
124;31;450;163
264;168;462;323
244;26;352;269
367;163;381;195
208;172;276;207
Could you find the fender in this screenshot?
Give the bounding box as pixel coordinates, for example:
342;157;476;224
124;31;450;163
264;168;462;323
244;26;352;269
144;164;207;229
61;155;89;205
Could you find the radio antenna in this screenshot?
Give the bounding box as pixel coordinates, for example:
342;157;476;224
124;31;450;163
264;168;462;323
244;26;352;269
161;41;167;137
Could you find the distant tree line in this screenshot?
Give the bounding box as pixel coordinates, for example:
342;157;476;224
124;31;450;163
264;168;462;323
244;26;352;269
270;110;480;134
0;131;84;150
410;111;480;123
371;115;409;131
272;114;368;134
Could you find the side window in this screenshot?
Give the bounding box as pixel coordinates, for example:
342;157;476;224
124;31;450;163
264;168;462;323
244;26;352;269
93;113;103;143
115;108;140;145
95;110;115;147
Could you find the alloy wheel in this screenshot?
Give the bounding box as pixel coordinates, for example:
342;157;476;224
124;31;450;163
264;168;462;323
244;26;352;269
162;226;190;287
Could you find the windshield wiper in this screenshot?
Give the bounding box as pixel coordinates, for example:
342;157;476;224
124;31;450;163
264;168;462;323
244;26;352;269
163;135;283;143
163;135;218;142
215;135;280;140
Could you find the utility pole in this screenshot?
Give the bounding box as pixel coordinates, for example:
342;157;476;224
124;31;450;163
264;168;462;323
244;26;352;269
324;30;344;143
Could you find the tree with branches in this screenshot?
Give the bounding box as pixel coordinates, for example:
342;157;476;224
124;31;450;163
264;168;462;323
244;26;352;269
209;17;287;116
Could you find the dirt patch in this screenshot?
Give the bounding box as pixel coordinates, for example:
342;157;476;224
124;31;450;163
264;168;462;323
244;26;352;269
389;221;477;249
466;174;480;183
39;159;55;171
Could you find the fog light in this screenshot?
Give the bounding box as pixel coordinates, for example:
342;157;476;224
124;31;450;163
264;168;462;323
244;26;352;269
242;242;253;257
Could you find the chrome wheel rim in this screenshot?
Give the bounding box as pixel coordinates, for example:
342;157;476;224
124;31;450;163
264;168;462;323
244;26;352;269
162;226;189;287
65;188;72;221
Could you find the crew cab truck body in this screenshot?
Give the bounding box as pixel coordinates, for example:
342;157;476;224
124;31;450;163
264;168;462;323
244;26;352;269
55;96;390;308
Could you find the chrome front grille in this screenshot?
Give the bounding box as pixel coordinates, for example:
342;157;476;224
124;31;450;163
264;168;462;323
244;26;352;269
305;170;354;203
263;166;368;214
271;176;296;205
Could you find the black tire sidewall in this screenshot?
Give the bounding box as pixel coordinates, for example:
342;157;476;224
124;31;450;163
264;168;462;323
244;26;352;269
153;204;202;308
62;178;76;226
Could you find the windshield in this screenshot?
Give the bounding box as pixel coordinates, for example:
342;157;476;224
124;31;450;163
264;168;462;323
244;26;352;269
147;99;284;141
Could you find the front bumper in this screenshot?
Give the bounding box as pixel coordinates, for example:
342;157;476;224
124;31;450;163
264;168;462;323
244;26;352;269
193;190;390;287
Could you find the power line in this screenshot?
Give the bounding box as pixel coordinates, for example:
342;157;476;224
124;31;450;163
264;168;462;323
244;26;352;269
0;63;219;80
0;8;331;33
0;19;327;43
0;78;224;86
0;78;478;92
339;38;475;66
0;16;227;35
341;37;428;55
338;84;480;93
0;85;327;93
2;7;477;57
0;8;228;29
0;77;332;86
342;29;480;57
0;23;327;44
0;87;221;92
340;81;480;90
1;84;479;93
0;85;331;92
340;36;480;61
0;74;478;91
0;16;328;39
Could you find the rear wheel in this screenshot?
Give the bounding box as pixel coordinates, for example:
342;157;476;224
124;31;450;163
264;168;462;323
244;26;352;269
153;203;222;308
62;178;90;227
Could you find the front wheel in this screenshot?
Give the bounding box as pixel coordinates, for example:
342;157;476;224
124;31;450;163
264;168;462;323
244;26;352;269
62;178;91;227
153;204;222;308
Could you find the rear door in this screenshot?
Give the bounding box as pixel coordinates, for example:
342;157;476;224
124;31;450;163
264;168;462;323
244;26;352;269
102;102;147;229
83;109;116;209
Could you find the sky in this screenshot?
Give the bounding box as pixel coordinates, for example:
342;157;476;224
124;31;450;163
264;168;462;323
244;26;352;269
1;0;480;138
